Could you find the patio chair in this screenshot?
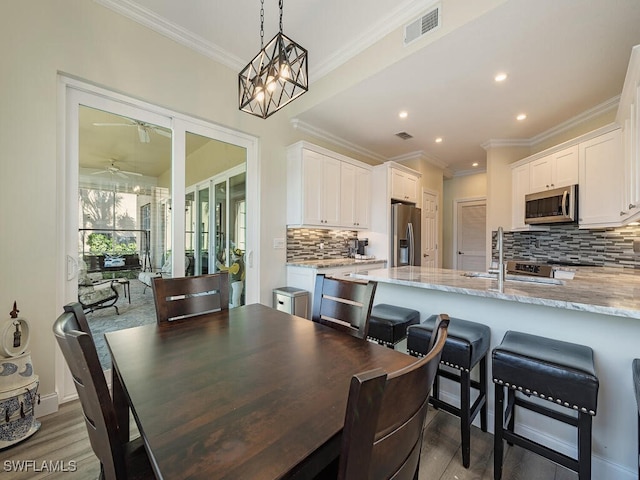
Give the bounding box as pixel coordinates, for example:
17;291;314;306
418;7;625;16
78;260;121;315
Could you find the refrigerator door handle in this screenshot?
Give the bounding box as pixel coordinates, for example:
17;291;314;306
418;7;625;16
407;222;414;265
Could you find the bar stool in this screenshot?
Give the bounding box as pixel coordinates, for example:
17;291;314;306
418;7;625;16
406;315;490;468
367;304;420;349
493;331;599;480
633;359;640;479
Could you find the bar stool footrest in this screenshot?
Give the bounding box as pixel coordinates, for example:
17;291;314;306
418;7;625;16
502;430;579;472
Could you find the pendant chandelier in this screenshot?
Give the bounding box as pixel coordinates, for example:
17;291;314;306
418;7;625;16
239;0;308;119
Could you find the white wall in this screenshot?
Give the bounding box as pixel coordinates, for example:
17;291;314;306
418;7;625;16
0;0;298;405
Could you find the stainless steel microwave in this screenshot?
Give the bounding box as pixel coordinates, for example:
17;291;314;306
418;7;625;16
525;185;577;225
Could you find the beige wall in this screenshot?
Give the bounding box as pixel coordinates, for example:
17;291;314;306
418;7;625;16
0;0;301;404
442;173;487;268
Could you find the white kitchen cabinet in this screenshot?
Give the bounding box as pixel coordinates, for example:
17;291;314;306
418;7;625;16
340;163;371;229
529;145;578;193
511;163;530;230
288;142;372;229
578;129;623;227
390;168;419;203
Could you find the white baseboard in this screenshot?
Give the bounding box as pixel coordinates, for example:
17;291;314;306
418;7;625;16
37;392;61;418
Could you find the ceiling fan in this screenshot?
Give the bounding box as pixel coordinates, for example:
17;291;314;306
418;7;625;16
91;161;143;178
92;119;171;143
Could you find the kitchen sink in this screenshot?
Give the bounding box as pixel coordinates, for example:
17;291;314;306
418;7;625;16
462;271;564;285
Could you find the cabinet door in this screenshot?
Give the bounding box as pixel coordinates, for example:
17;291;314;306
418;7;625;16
322;157;341;226
390;169;406;201
552;145;579;188
511;163;530;230
354;167;371;229
579;129;623;226
404;173;418;203
340;163;357;227
302;150;325;226
529;156;553;192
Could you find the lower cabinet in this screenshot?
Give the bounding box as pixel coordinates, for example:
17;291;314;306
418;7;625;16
286;262;386;318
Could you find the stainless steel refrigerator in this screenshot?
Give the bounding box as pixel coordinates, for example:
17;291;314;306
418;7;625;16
391;203;421;267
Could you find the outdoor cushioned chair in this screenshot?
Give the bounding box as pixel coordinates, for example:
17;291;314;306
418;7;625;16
78;260;121;315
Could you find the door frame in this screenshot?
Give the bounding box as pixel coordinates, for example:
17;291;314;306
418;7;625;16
56;75;260;403
452;196;486;270
421;188;439;267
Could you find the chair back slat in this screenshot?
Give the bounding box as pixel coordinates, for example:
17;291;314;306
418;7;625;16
312;275;377;339
152;272;229;325
53;304;125;480
337;314;450;480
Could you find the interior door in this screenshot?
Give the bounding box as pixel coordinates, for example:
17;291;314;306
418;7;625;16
422;190;438;267
456;199;486;272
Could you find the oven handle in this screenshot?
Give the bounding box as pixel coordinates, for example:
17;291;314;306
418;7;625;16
562;190;568;216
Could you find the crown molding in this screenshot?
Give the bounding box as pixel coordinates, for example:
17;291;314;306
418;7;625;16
290;119;387;162
452;168;486;178
482;95;620;151
312;0;440;80
93;0;245;71
389;150;450;172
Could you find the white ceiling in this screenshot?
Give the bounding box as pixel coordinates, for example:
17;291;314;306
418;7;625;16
95;0;640;174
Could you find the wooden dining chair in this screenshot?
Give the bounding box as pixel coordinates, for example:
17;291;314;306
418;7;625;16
53;303;154;480
312;274;377;339
152;271;229;325
334;314;450;480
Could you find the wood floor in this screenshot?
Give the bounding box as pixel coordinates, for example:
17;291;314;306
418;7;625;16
0;400;576;480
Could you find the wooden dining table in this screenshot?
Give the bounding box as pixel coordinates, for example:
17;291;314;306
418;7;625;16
105;303;416;480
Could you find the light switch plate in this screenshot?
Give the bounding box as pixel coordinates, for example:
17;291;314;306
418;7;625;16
273;238;285;249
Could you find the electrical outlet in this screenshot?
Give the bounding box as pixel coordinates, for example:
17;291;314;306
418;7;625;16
273;238;285;249
319;242;324;250
634;239;640;254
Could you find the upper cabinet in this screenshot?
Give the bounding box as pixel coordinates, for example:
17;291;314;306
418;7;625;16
287;142;372;229
578;129;623;227
390;168;419;203
341;163;371;229
511;163;530;230
616;44;640;221
529;146;578;193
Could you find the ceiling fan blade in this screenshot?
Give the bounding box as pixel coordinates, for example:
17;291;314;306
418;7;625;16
120;170;143;177
90;170;109;175
116;172;129;179
153;128;172;138
138;125;151;143
92;123;136;127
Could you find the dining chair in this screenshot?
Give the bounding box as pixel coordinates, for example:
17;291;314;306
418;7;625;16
312;274;377;339
53;303;154;480
152;271;229;325
335;314;450;480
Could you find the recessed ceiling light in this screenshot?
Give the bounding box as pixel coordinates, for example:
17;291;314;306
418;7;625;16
399;111;408;119
435;137;443;143
472;162;479;167
494;73;508;82
516;113;527;121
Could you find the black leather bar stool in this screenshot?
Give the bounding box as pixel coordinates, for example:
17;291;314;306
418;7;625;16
633;359;640;479
367;304;420;349
493;331;599;480
407;314;490;468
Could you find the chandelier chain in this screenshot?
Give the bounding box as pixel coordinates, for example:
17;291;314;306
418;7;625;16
279;0;283;33
260;0;265;48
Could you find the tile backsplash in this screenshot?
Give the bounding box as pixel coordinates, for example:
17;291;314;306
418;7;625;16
287;228;358;261
493;224;640;268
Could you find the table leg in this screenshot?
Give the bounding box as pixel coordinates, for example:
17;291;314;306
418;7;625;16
112;367;130;442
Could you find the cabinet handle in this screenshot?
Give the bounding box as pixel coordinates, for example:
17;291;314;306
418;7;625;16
630;204;637;209
621;211;627;216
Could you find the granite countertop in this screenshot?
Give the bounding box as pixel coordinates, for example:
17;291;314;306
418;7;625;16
286;258;387;269
351;266;640;319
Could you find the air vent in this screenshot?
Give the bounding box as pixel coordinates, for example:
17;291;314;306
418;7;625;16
395;131;413;140
404;4;441;46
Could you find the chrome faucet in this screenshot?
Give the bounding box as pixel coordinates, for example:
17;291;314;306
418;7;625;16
497;226;504;293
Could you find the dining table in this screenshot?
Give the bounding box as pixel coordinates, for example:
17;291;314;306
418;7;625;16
105;303;417;480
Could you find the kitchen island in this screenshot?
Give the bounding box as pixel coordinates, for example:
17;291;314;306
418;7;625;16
352;266;640;480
